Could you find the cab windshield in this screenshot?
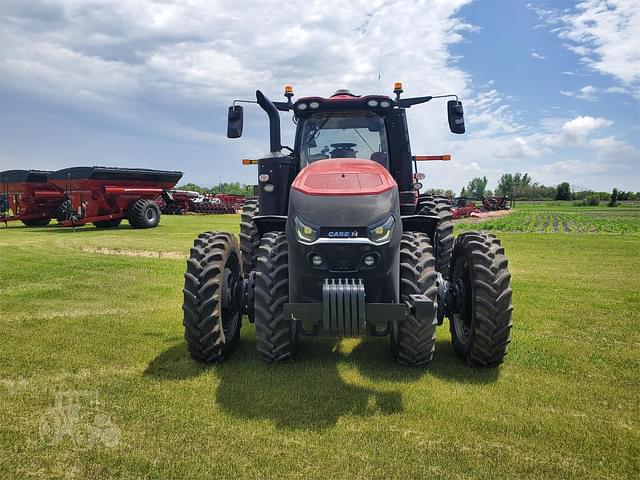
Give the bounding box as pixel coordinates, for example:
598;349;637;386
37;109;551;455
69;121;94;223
299;113;389;167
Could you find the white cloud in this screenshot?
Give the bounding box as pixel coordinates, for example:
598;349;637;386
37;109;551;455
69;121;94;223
495;136;549;159
560;85;599;101
532;0;640;97
560;115;613;139
531;51;546;60
0;0;474;180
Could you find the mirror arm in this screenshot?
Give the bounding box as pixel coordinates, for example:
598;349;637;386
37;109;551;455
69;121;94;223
233;99;257;106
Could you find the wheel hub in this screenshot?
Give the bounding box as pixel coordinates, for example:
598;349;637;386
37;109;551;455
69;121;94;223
447;262;473;343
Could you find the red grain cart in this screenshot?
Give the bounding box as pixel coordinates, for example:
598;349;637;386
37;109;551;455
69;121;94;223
48;166;182;228
1;170;66;226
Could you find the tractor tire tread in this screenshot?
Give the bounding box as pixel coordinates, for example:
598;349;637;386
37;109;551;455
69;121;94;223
392;232;438;366
253;232;297;363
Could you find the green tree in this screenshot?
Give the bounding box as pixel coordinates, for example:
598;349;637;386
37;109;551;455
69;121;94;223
556;182;571;200
496;172;532;196
608;188;619;207
466;176;488;199
176;183;208;194
460;187;467;197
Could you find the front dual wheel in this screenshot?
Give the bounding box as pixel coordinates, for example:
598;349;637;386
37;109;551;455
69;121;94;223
182;232;243;363
448;232;513;367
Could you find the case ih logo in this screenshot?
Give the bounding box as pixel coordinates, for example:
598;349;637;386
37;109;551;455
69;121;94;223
327;230;359;238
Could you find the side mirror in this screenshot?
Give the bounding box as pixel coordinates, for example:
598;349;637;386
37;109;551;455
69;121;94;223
227;105;244;138
447;100;465;134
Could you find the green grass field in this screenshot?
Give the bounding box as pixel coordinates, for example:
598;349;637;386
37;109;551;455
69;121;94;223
1;204;639;479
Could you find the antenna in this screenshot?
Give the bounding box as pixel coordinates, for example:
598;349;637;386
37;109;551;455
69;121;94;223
377;48;383;94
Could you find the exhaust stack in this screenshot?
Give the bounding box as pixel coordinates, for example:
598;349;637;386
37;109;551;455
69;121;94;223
256;90;282;153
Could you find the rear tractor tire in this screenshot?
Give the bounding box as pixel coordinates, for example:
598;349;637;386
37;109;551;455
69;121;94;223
417;196;454;278
182;232;242;363
390;232;439;366
239;198;260;277
93;219;122;228
448;232;513;367
127;199;161;228
254;232;298;363
22;217;51;227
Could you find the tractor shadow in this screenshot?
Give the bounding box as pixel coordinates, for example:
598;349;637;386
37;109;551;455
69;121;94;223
145;329;499;430
145;336;403;430
344;337;499;385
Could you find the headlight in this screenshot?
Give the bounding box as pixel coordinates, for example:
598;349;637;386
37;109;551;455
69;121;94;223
293;216;319;243
368;216;395;244
367;99;379;107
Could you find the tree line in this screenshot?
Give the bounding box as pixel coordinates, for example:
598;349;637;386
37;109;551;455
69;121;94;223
176;182;254;196
454;173;640;202
177;176;639;203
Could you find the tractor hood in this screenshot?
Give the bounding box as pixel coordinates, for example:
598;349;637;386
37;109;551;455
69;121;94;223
291;158;396;196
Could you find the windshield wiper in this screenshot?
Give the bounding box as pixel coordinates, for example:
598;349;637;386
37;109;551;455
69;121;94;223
307;118;330;146
354;129;374;153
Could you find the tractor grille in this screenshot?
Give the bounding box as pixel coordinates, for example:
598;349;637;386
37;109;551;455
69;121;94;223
320;244;369;271
322;278;366;336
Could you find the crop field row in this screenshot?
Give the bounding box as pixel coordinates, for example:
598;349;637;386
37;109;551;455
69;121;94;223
458;207;640;234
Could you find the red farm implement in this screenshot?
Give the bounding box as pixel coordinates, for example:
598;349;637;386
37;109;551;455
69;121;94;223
1;170;66;227
159;190;201;215
482;195;513;211
160;190;245;215
189;194;245;214
47;166;182;228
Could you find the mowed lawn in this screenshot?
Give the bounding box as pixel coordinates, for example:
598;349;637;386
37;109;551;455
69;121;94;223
1;209;639;479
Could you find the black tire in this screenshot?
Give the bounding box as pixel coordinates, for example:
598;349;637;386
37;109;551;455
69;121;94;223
390;232;439;366
22;217;51;227
448;232;513;367
93;219;122;228
182;232;242;363
417;196;454;278
127;199;161;228
254;232;297;362
240;198;260;277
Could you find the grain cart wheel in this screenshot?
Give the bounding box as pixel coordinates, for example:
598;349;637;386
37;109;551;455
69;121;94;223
390;232;439;366
127;199;161;228
448;232;513;367
182;232;242;363
417;196;454;278
22;217;51;227
240;198;260;277
254;232;298;362
93;219;122;228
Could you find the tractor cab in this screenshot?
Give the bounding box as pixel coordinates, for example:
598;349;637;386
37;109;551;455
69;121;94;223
227;84;465;217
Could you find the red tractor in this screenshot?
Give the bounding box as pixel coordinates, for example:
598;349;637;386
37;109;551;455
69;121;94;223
182;84;513;367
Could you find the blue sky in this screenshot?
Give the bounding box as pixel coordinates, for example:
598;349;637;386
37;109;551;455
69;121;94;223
1;0;638;193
